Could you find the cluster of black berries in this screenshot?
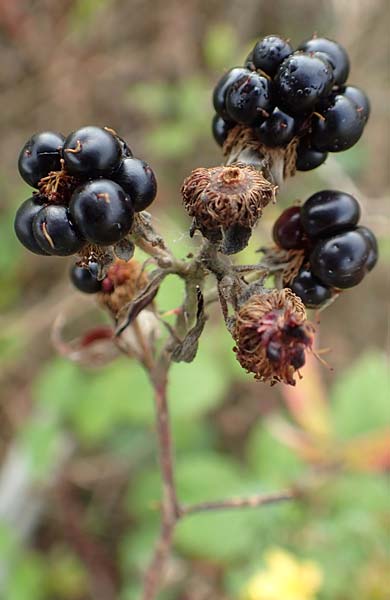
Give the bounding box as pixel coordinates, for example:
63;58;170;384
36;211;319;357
272;190;378;308
14;126;157;256
212;35;369;170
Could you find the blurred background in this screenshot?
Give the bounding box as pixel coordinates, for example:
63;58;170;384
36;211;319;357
0;1;389;599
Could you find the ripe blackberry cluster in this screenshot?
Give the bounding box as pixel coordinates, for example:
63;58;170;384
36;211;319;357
272;190;378;308
14;126;157;257
212;35;369;170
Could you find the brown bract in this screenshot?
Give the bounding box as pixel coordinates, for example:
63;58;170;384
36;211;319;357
181;163;276;231
233;289;314;386
223;125;299;179
99;259;149;318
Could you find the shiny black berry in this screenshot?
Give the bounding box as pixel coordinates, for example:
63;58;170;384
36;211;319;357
112;158;157;212
213;67;249;120
252;35;293;76
296;138;328;171
212;114;234;146
226;72;272;125
70;263;102;294
274;52;334;116
291;268;332;308
272;206;306;250
69;179;134;245
341;86;370;122
32;205;85;256
63;126;121;178
255;107;296;147
357;226;378;272
14;196;50;255
298;37;350;86
311;95;365;152
301;190;361;239
18;132;65;188
310;229;370;289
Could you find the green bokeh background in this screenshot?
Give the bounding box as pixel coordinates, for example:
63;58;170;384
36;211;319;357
0;1;389;599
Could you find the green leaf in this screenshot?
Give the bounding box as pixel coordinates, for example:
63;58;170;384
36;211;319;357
331;352;390;438
246;423;304;484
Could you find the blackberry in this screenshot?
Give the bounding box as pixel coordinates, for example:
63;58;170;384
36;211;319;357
291;268;332;308
301;190;361;239
310;229;370;289
14;196;50;255
272;206;306;250
63;126;121;178
70;263;102;294
226;72;272;125
298;36;350;86
33;204;85;256
18;131;65;188
296;138;328;171
212;114;234;147
213;67;249;120
311;94;365;152
252;35;293;76
357;226;378;272
69;179;134;245
255;107;296;147
112;157;157;212
274;52;334;116
342;85;370;122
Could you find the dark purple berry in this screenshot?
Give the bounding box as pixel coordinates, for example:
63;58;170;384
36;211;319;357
32;204;85;256
341;86;370;122
69;179;134;245
298;36;350;86
18;132;65;188
291;268;332;308
273;206;306;250
356;226;378;272
290;346;306;370
255;107;296;147
252;35;293;76
296;138;328;171
63;126;121;178
310;229;371;289
212;114;234;147
112;157;157;212
14;196;50;255
266;341;282;362
70;263;102;294
301;190;361;239
213;67;250;120
226;72;272;125
311;95;366;152
274;52;334;116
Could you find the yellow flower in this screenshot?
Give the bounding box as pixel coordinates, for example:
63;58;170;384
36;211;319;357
242;547;323;600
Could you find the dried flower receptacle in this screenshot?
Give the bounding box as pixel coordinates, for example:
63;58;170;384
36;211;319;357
233;289;314;385
181;163;276;253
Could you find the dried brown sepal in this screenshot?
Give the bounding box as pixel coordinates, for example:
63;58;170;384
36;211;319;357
233;289;314;386
38;160;81;204
99;259;149;319
181;163;276;233
223;125;298;180
260;246;307;286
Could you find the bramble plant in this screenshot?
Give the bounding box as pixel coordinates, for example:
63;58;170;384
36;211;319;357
14;34;378;600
